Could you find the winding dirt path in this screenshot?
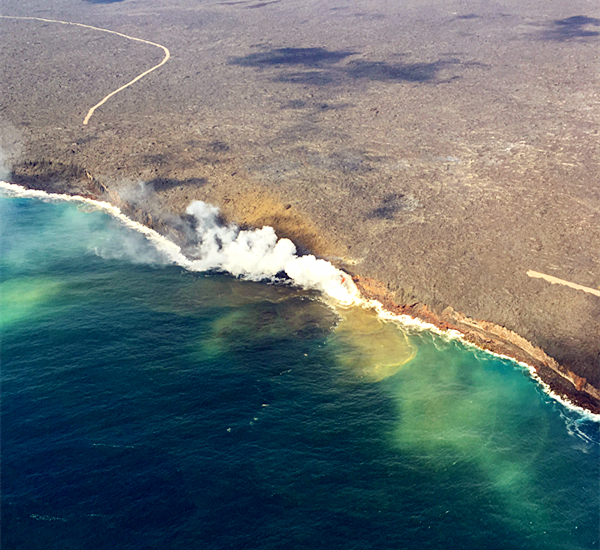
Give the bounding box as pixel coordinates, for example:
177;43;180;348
0;15;170;125
527;270;600;297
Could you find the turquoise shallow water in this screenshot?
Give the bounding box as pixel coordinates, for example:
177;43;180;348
1;194;599;549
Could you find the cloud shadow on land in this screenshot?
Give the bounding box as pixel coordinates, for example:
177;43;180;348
10;160;88;193
367;193;418;219
346;59;457;83
540;15;600;40
231;47;356;68
145;176;207;192
230;47;471;86
275;71;339;86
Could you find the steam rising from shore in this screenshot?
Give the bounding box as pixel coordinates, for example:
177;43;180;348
0;182;358;304
182;200;357;303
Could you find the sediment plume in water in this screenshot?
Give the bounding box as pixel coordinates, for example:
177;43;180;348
330;306;417;381
2;181;599;419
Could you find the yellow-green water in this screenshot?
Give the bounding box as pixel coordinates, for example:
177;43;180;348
2;194;598;550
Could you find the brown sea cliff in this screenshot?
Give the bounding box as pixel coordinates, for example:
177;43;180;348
7;165;600;415
353;276;600;414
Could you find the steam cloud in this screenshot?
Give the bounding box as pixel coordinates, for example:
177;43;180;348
0;173;358;305
181;201;359;304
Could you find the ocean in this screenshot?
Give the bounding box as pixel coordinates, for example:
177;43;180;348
1;187;598;550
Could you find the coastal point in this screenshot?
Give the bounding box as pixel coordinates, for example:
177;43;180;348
1;0;599;411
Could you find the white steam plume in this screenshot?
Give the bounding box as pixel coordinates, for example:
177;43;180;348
183;201;359;304
0;183;359;306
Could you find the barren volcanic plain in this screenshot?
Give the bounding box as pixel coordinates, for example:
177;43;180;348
1;0;599;410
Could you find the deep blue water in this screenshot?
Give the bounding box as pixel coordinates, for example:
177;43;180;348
1;194;599;549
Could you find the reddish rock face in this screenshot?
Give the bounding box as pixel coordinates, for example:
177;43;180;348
353;275;600;414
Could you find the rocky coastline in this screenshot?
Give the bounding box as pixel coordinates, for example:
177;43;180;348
353;277;600;415
7;168;600;415
2;0;599;414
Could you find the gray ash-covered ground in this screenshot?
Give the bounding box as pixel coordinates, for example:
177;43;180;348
1;0;599;405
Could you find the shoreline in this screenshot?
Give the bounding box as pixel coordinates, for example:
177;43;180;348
3;0;599;421
352;276;600;417
3;178;599;418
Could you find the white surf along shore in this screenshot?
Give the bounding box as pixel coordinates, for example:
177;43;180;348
2;181;598;422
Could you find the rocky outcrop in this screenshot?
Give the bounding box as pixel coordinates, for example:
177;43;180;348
353;276;600;414
6;166;599;414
